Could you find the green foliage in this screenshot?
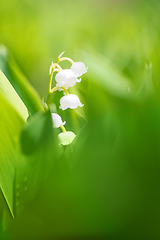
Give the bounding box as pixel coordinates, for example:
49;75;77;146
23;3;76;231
20;111;53;155
0;218;12;240
0;70;28;120
83;51;134;99
14;111;59;217
0;46;43;115
0;0;160;239
0;86;26;218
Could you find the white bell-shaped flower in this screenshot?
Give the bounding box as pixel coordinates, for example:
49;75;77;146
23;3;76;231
70;62;87;77
58;131;76;145
59;94;84;110
51;113;66;128
55;69;80;89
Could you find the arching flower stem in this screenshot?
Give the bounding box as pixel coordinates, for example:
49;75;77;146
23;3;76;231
48;64;62;90
49;63;62;75
57;51;74;65
47;85;69;106
47;63;63;105
60;125;66;133
58;57;74;65
50;86;69;95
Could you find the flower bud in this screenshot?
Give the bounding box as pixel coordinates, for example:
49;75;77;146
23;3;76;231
59;94;84;110
58;131;76;145
55;69;80;89
70;62;87;77
51;113;66;128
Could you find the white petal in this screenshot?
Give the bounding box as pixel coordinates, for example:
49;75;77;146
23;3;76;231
55;69;77;89
58;131;76;145
59;94;84;110
70;62;87;77
51;113;66;128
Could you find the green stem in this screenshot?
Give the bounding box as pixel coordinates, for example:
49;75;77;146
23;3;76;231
50;86;69;95
46;63;62;106
46;69;54;106
46;57;70;107
58;57;74;65
60;125;66;132
46;92;52;106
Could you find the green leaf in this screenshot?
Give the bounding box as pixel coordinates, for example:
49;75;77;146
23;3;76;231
0;70;28;120
0;91;26;218
20;111;53;155
0;70;29;218
0;45;43;115
15;111;59;218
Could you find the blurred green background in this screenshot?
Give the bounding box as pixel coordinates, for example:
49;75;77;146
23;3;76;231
0;0;160;239
0;0;160;96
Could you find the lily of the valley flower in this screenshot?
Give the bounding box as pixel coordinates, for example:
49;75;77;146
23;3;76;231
51;113;66;128
47;53;87;146
59;94;84;110
55;69;81;89
70;62;88;77
58;131;76;145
